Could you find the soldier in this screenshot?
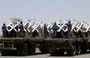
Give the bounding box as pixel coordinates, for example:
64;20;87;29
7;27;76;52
44;23;48;38
66;20;72;39
52;22;59;38
2;23;8;37
18;21;25;37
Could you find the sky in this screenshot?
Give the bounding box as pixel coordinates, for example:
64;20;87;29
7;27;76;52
0;0;90;34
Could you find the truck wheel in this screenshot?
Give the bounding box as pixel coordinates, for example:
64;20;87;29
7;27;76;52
50;52;55;56
50;49;55;56
50;49;61;56
1;50;10;56
69;50;76;56
22;45;28;56
28;45;35;55
68;48;76;56
17;45;28;56
39;41;49;54
39;45;49;54
81;48;87;54
76;46;81;55
49;48;58;56
1;50;8;56
40;48;49;54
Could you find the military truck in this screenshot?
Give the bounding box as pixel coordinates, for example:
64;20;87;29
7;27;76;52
0;37;49;56
45;21;90;56
1;19;90;56
0;19;49;56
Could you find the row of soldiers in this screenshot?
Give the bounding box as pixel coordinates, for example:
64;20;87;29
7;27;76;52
44;20;90;39
1;20;72;39
44;21;72;39
2;21;25;37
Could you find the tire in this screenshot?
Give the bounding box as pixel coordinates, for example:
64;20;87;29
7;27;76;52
50;52;55;56
39;41;49;54
76;46;81;55
49;48;55;56
1;50;8;56
67;48;76;56
39;45;49;54
28;45;35;55
1;50;11;56
17;45;28;56
72;49;76;56
40;48;49;54
22;45;28;56
50;49;56;56
81;48;87;54
49;48;63;56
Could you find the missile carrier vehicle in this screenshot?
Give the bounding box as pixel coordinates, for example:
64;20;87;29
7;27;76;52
45;20;90;56
0;18;49;56
1;18;90;56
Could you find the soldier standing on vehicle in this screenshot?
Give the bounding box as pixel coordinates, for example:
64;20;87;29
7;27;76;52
18;21;25;37
66;20;72;39
44;23;48;38
52;22;59;38
2;23;8;37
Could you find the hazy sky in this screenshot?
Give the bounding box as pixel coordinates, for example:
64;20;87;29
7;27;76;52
0;0;90;34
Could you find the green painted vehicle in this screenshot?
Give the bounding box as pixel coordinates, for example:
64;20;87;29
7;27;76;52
45;31;90;56
45;38;81;56
0;29;49;56
0;37;43;56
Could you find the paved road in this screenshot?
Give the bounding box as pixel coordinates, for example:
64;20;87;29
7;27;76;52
0;48;90;58
0;53;90;58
